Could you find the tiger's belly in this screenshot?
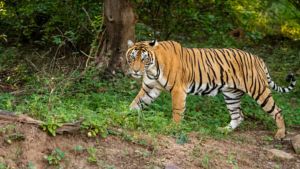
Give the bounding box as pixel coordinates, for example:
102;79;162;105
187;83;227;96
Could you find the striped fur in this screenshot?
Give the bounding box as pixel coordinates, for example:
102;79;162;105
126;40;296;139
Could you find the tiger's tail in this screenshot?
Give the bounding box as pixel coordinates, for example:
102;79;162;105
264;67;296;93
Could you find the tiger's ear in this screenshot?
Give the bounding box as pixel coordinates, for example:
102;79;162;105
149;39;158;47
127;40;134;48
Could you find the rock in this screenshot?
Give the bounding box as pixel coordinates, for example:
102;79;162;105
291;134;300;154
267;149;294;161
165;164;180;169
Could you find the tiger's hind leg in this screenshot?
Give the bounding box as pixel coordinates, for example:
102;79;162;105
253;88;285;139
219;89;245;133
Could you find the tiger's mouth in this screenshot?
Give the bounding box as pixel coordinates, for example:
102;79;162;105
131;73;142;78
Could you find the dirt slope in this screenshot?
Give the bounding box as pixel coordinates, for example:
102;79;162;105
0;121;299;169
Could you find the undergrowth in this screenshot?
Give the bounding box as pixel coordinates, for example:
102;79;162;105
0;40;299;139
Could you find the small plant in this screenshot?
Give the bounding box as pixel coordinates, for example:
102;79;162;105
82;115;108;138
73;145;84;153
44;148;65;165
262;136;273;142
27;161;36;169
41;118;62;136
227;153;239;169
0;162;9;169
201;153;211;169
176;132;189;145
87;147;97;164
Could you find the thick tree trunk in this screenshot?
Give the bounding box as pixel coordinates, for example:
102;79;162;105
90;0;135;75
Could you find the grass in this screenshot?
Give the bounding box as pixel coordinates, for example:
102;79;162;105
0;40;299;139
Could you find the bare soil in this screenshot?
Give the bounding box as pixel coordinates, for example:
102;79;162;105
0;121;299;169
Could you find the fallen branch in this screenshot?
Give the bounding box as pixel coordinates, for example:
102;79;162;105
0;110;84;135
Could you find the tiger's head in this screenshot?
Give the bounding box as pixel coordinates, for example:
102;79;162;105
126;40;158;78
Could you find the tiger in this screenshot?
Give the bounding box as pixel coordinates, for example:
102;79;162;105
125;40;296;139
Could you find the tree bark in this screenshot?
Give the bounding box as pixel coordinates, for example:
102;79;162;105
90;0;136;75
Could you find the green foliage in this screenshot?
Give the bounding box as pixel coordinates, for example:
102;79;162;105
201;153;212;169
0;0;102;48
87;147;97;164
44;148;66;165
82;113;108;138
0;162;9;169
226;153;239;169
27;162;37;169
41;117;62;136
135;0;300;44
73;145;84;153
176;132;189;145
226;0;300;40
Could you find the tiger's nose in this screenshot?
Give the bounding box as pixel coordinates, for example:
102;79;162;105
133;70;139;73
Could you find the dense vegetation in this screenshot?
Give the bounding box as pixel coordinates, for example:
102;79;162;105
0;0;299;139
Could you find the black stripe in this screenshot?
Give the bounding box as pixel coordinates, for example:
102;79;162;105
203;80;217;95
202;84;210;95
160;42;168;50
224;49;233;65
232;116;241;120
229;49;240;70
189;81;196;94
255;85;266;101
249;55;255;93
147;57;160;80
143;82;153;89
142;87;153;100
173;107;186;111
163;68;171;88
230;112;240;115
227;107;241;112
274;112;280;120
169;73;177;92
169;41;177;55
267;103;276;114
232;78;237;89
212;49;224;65
197;58;203;91
229;61;236;75
261;94;271;108
252;80;257;98
225;100;241;105
237;51;248;93
199;49;207;72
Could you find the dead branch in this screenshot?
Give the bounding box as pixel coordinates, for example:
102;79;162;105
0;110;84;135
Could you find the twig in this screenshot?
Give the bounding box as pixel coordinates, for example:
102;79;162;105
25;58;40;72
82;7;95;31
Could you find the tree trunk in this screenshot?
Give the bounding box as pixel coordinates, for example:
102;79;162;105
90;0;136;75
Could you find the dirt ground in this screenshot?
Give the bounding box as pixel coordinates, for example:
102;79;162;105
0;121;299;169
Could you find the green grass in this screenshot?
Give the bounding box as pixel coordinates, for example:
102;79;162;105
0;72;299;138
0;40;299;138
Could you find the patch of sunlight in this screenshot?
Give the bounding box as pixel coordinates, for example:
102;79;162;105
0;1;6;15
281;21;300;40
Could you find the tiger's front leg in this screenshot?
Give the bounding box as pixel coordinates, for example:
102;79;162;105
130;84;161;110
171;88;187;123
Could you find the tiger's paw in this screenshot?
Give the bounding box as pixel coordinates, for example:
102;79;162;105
274;129;285;140
217;126;233;135
129;102;140;111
